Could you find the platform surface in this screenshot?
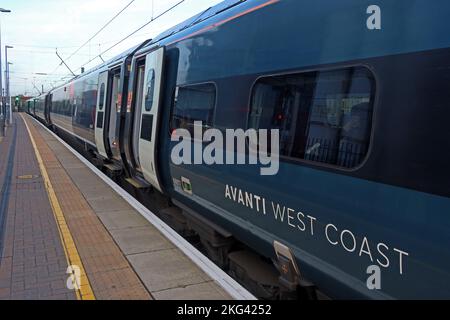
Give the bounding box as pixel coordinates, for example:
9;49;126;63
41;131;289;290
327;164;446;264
0;114;232;300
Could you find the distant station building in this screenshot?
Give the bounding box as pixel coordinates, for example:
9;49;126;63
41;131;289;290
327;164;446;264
13;95;32;112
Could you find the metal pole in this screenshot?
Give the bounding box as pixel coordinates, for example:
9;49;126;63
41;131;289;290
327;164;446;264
0;113;4;136
0;56;3;134
4;45;8;125
0;21;4;118
0;9;11;127
7;61;11;124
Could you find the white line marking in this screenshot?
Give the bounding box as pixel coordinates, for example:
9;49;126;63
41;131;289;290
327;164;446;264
28;115;256;300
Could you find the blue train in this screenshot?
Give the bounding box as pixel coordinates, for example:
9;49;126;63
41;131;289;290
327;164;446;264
27;0;450;299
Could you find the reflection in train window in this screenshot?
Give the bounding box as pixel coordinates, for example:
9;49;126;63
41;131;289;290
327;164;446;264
133;62;146;171
145;69;155;111
109;72;121;160
248;67;375;169
99;83;105;110
171;83;216;135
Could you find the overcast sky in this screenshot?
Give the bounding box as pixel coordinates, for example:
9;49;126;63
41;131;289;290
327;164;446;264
1;0;223;96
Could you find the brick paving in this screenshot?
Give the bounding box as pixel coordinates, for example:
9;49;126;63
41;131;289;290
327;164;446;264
0;116;75;300
0;113;232;300
25;115;151;300
0;114;152;300
29;115;232;300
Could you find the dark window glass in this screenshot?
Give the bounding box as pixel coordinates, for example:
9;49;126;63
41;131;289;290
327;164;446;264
83;79;98;129
145;69;155;111
171;83;216;135
249;67;375;169
99;83;105;110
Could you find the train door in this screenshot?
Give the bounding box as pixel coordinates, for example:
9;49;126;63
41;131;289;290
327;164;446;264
108;69;122;160
94;71;108;158
137;47;165;192
131;59;146;173
45;94;52;124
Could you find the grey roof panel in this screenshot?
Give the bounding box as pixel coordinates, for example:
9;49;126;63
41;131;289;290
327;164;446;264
151;0;246;44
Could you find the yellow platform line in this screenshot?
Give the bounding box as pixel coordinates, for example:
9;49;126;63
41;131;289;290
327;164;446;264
21;114;95;300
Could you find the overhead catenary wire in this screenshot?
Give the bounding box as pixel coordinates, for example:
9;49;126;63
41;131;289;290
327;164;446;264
12;49;92;57
29;0;188;94
64;0;136;62
16;31;151;54
44;0;136;80
55;51;76;76
46;52;68;80
9;44;80;49
74;0;186;73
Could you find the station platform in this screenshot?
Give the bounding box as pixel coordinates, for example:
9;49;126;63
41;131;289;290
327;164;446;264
0;113;235;300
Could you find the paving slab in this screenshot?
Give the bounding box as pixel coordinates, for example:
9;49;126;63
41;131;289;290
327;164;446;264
153;281;231;300
27;115;233;300
87;196;135;213
96;210;151;231
127;249;212;292
12;115;152;300
109;226;174;255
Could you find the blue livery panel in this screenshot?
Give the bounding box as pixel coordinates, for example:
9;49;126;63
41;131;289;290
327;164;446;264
158;0;450;299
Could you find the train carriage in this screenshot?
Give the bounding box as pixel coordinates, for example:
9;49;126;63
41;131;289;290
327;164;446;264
31;0;450;299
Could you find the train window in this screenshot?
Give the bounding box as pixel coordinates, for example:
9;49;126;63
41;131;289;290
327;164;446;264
99;83;105;110
171;83;216;135
248;67;375;169
133;62;146;171
145;69;155;111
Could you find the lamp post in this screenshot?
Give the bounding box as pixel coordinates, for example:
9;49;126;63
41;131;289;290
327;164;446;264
5;45;12;124
0;8;10;135
7;60;12;123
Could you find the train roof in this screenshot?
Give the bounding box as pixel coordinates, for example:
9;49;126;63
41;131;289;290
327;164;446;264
50;43;143;93
81;43;141;75
45;0;248;95
150;0;245;44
